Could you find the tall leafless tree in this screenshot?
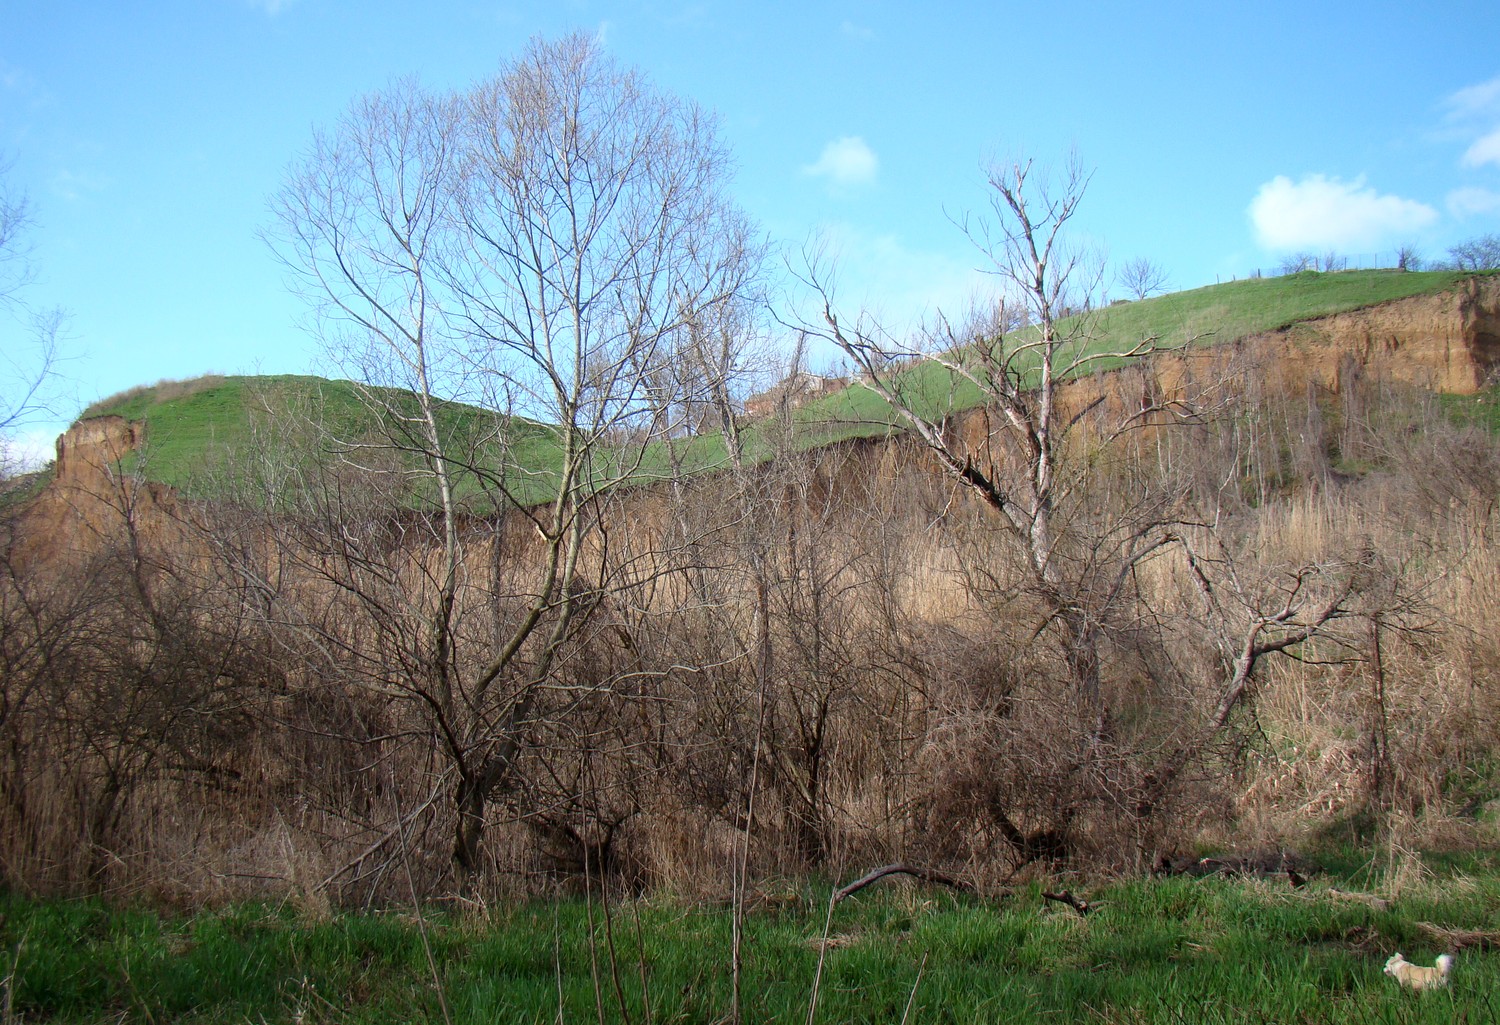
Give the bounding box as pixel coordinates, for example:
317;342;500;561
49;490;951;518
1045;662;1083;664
259;34;762;885
803;153;1369;860
806;156;1170;722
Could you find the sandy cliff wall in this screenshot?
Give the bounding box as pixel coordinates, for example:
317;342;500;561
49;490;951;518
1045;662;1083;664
1236;275;1500;395
11;414;179;573
1031;276;1500;437
26;277;1500;537
52;414;143;487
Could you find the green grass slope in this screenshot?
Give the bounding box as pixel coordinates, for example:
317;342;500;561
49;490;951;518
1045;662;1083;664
789;268;1490;444
73;374;563;504
66;270;1490;500
1091;268;1479;351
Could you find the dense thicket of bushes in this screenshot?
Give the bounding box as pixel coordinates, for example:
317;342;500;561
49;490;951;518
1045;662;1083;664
2;376;1498;907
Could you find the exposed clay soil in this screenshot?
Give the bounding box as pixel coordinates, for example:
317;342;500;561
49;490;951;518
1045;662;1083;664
24;277;1500;550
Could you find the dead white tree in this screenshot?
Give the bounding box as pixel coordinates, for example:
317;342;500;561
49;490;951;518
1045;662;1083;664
806;155;1176;725
803;153;1368;861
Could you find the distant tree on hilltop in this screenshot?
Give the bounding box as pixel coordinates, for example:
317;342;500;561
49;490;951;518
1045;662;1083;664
1118;256;1170;300
1447;233;1500;271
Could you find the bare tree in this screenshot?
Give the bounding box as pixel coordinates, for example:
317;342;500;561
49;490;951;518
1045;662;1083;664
1279;252;1316;275
1;157;66;473
806;156;1168;719
802;153;1367;861
1447;233;1500;271
261;34;761;885
1118;256;1170;301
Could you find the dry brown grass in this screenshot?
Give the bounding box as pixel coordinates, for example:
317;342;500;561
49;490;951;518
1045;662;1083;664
6;371;1500;906
78;374;227;419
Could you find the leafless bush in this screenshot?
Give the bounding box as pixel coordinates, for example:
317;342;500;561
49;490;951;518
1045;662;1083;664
7;292;1500;904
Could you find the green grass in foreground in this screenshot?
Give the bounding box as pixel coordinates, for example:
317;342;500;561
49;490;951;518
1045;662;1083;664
5;855;1500;1023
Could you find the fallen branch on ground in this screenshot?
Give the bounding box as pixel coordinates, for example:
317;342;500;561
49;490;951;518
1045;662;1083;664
834;864;972;903
1326;888;1391;913
1042;890;1096;917
1415;922;1500;951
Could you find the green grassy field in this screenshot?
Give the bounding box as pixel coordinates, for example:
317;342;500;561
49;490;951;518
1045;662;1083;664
5;852;1499;1024
63;270;1492;501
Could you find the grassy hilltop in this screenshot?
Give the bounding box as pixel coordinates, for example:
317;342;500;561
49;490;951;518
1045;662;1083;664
70;269;1483;499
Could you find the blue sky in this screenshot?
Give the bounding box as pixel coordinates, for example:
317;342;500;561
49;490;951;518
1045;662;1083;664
3;0;1500;463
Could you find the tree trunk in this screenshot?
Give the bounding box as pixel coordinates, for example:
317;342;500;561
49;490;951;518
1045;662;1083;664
452;773;487;879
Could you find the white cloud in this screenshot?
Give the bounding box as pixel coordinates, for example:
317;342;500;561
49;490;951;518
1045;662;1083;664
1448;186;1500;218
806;223;992;338
50;168;109;202
1462;128;1500;169
1445;75;1500;121
1249;174;1437;251
840;20;875;42
247;0;297;14
803;136;878;190
1443;75;1500;173
1;428;57;474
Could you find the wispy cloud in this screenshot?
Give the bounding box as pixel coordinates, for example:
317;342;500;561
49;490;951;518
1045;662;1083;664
1249;174;1437;250
805;223;991;337
1444;74;1500;179
840;20;874;42
1462;127;1500;169
247;0;298;15
1444;74;1500;122
50;168;109;202
1;59;28;91
803;136;878;191
1448;186;1500;218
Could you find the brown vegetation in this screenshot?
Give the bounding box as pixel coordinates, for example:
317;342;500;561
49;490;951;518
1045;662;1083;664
3;277;1500;907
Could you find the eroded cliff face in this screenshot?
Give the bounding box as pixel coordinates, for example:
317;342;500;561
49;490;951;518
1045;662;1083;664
11;413;178;574
1236;275;1500;395
52;415;144;488
1018;276;1500;439
26;277;1500;531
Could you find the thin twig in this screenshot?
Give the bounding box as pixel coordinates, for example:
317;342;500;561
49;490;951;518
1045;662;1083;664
898;951;929;1025
805;891;838;1025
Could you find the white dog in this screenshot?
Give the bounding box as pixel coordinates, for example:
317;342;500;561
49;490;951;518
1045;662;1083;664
1384;952;1454;991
